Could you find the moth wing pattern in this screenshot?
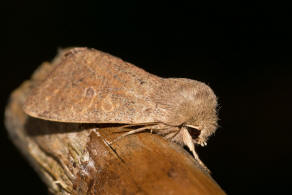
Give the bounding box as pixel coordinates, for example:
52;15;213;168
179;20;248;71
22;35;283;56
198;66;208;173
24;48;169;124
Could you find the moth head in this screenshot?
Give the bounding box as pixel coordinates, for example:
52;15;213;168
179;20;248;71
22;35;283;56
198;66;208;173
177;80;218;146
182;99;218;146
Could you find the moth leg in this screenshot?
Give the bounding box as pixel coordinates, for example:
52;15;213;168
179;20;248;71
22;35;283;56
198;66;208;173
110;125;158;144
190;147;209;173
181;128;210;173
193;138;207;147
164;129;181;140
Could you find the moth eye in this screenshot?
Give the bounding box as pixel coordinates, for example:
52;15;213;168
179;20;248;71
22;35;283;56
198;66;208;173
186;127;201;139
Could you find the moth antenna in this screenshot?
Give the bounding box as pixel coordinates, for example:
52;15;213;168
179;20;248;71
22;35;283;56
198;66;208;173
155;128;177;136
118;122;160;129
110;125;157;144
118;124;142;128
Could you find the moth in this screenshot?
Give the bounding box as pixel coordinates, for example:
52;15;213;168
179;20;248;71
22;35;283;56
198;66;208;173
23;47;218;171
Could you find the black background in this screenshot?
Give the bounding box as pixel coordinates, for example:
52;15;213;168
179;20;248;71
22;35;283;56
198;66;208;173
1;1;291;194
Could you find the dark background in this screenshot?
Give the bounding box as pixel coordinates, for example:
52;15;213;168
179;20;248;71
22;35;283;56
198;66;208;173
1;1;291;194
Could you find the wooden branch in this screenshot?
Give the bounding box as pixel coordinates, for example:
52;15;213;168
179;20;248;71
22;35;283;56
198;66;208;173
4;50;226;195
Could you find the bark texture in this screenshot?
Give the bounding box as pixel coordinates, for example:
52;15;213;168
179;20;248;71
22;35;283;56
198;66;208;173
5;49;226;195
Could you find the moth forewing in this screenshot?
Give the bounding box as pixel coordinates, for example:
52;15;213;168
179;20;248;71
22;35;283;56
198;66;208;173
23;47;218;173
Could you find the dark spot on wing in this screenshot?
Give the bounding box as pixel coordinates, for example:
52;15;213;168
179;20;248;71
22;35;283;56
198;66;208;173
85;87;95;97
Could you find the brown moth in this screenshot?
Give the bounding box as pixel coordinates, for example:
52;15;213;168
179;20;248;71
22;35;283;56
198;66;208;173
23;47;218;171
